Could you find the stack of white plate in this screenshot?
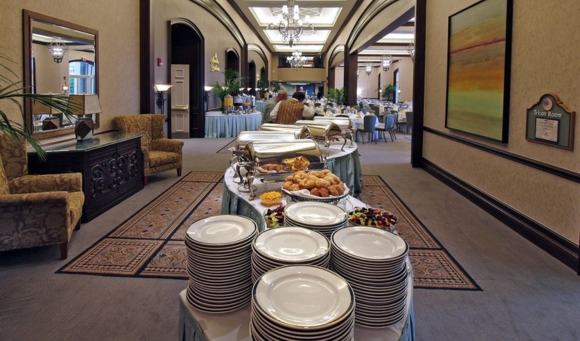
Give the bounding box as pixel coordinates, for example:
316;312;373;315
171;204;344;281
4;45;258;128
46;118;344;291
185;215;258;313
250;265;355;341
251;227;330;283
330;226;410;328
284;202;348;237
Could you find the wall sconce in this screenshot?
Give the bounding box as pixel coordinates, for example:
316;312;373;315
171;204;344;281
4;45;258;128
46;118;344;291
48;37;68;63
62;76;69;93
69;94;102;141
154;84;173;115
356;69;360;78
204;86;213;112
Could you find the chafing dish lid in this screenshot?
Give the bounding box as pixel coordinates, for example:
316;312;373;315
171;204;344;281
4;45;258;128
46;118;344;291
235;131;296;149
243;139;322;162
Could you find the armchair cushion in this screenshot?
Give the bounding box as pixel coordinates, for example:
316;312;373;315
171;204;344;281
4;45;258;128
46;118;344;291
149;151;181;168
9;173;83;194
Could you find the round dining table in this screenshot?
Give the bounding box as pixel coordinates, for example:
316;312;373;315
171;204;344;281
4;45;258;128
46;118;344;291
204;111;262;138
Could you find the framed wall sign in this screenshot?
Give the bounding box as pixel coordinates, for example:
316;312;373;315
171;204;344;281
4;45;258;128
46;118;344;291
445;0;513;142
526;93;575;150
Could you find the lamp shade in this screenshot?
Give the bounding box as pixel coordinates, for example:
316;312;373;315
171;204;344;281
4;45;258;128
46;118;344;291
68;94;103;116
154;84;173;92
68;94;102;141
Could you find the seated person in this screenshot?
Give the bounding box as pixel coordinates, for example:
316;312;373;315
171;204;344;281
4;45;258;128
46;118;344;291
262;90;288;123
270;91;315;124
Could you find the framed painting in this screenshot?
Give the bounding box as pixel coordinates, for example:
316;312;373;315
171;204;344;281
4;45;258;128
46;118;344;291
445;0;513;142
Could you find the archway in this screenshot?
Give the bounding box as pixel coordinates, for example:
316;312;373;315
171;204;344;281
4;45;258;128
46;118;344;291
170;19;204;138
226;48;239;74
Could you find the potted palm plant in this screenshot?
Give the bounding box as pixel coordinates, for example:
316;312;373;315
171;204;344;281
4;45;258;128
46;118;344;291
379;84;395;101
211;69;246;110
328;87;346;106
0;53;78;160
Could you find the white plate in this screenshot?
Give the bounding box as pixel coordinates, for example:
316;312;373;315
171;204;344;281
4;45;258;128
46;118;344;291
253;265;352;329
332;226;407;261
186;215;256;245
285;202;347;226
254;227;329;262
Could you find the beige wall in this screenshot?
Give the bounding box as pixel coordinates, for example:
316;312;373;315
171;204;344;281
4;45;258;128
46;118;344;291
423;0;580;244
0;0;140;133
152;0;271;112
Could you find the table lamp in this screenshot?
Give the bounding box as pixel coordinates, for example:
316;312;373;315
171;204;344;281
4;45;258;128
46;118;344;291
33;95;61;131
69;94;102;141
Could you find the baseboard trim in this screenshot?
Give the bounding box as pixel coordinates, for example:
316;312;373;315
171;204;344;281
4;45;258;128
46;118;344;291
422;158;579;274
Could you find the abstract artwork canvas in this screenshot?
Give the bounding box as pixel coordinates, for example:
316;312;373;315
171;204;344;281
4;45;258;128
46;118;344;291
445;0;512;142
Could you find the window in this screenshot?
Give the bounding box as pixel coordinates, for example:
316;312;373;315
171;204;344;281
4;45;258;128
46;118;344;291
69;60;95;94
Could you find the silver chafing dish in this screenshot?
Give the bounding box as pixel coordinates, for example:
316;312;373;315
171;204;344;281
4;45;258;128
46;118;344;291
294;120;353;151
258;123;311;139
233;131;297;151
233;140;325;200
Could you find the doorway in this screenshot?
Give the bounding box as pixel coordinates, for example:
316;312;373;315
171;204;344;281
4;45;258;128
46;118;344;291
226;48;239;74
248;61;256;96
393;68;400;103
170;20;204;138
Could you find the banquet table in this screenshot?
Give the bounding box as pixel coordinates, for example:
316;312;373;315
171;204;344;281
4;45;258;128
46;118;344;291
204;111;262;138
254;100;267;114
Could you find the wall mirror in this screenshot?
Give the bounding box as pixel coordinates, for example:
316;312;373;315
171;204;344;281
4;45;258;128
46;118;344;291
23;10;99;139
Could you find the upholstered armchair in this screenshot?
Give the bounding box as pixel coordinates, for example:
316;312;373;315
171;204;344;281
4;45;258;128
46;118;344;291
115;114;184;185
0;134;84;259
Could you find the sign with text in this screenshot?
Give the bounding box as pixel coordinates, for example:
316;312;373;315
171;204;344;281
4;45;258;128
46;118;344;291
526;93;575;150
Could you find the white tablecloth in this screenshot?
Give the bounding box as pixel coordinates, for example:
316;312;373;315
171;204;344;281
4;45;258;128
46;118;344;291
205;111;262;138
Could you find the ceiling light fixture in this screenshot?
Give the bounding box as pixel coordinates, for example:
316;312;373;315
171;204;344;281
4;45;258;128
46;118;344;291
267;0;314;48
365;63;372;76
48;37;68;63
287;50;306;70
381;53;393;71
407;42;415;62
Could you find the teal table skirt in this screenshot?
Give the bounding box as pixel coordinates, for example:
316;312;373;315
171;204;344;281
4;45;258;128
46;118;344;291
255;101;267;114
205;111;262;138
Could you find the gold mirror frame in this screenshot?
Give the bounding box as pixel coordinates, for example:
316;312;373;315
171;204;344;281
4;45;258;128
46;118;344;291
23;10;99;139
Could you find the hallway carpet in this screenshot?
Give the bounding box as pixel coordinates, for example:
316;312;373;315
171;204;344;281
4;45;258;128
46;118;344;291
58;171;479;291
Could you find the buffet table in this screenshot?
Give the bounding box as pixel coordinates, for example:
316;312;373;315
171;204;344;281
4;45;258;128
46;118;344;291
221;140;363;227
205;111;262;138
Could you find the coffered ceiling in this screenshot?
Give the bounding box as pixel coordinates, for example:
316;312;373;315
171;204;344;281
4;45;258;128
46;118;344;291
229;0;415;61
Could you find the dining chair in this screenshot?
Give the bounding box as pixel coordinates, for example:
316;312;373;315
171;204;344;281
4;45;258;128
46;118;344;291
356;114;378;144
376;114;394;143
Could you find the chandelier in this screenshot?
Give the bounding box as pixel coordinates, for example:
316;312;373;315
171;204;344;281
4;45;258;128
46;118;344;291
267;0;314;47
287;51;306;70
381;53;393;71
48;37;68;63
407;41;415;62
365;63;373;76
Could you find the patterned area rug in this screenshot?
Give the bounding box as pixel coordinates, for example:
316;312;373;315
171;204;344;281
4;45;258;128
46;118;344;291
59;172;480;290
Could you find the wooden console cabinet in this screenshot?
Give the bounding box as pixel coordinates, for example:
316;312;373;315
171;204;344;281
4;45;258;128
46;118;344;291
28;132;144;223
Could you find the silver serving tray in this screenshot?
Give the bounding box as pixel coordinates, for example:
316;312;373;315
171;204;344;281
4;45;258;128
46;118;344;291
258;123;311;139
234;131;296;150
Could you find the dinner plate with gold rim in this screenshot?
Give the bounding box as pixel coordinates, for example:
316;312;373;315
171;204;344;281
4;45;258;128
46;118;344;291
284;202;347;226
252;306;355;339
186;215;257;245
253;265;353;330
253;227;329;262
331;226;408;261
